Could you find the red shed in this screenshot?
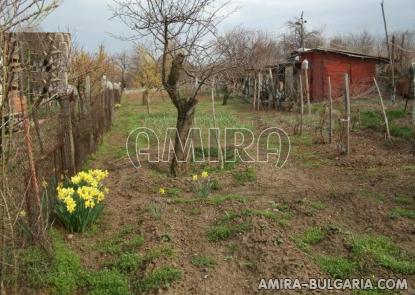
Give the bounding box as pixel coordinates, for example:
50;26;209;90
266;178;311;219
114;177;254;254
292;48;388;101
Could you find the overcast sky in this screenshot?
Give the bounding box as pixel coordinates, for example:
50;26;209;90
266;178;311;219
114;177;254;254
42;0;414;53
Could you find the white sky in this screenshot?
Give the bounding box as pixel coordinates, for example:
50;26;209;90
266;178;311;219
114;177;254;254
42;0;415;53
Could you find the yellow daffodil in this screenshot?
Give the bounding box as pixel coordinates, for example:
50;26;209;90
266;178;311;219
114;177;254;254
192;175;198;181
201;171;209;178
159;188;166;195
64;197;76;214
84;199;95;209
57;187;75;201
19;210;26;218
104;187;110;193
89;169;109;183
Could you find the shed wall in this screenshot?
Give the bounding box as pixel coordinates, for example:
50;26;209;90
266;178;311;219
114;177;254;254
298;52;377;101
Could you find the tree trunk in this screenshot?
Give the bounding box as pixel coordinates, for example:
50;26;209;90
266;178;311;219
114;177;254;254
222;85;229;106
142;89;149;106
170;106;196;176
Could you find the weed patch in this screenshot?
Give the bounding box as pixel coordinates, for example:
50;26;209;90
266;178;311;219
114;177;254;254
207;194;247;205
315;256;358;279
391;207;415;220
294;227;329;251
135;266;182;293
191;256;216;268
350;235;415;274
233;167;256;184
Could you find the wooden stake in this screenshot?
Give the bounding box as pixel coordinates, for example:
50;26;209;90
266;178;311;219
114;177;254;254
373;77;391;141
253;76;257;110
381;1;395;103
412;63;415;125
304;68;311;115
328;76;333;144
257;72;262;111
299;74;304;135
391;35;396;103
344;73;351;154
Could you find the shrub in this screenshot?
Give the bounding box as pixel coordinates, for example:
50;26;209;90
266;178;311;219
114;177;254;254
54;169;109;232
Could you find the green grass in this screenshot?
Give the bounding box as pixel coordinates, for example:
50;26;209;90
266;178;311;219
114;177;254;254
350;234;415;274
110;253;143;273
191;256;216;268
294;227;328;251
144;245;175;262
207;207;287;241
393;194;412;205
16;230;132;295
391;207;415;220
300;198;327;210
290;134;313;146
165;187;181;198
386;109;406;120
233;167;257;184
361;109;414;140
135;266;182;293
148;202;164;220
84;269;131;295
295;151;330;168
207;194;247;205
361;110;382;130
315;256;358;279
207;223;252;242
98;231;144;255
390;125;414;140
301;227;328;244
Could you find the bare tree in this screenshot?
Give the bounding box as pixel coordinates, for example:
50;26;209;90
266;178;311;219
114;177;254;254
114;51;130;90
0;0;59;33
112;0;232;176
280;16;325;54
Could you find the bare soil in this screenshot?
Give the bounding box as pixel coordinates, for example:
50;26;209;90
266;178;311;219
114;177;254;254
69;93;415;294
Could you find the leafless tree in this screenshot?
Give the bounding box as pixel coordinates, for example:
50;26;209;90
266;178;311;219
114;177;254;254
114;51;130;89
329;30;376;55
280;17;325;54
215;28;283;101
0;0;59;32
112;0;232;176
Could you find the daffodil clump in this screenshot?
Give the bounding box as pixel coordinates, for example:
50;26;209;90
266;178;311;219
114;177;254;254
192;171;213;198
54;169;109;233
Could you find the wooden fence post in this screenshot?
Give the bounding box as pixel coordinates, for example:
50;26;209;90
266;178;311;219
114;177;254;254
344;73;351;154
257;72;262;111
302;60;311;115
374;77;391;141
412;63;415;125
328;76;333;144
299;74;304;135
58;36;76;175
18;47;45;243
253;76;257;110
85;75;95;151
